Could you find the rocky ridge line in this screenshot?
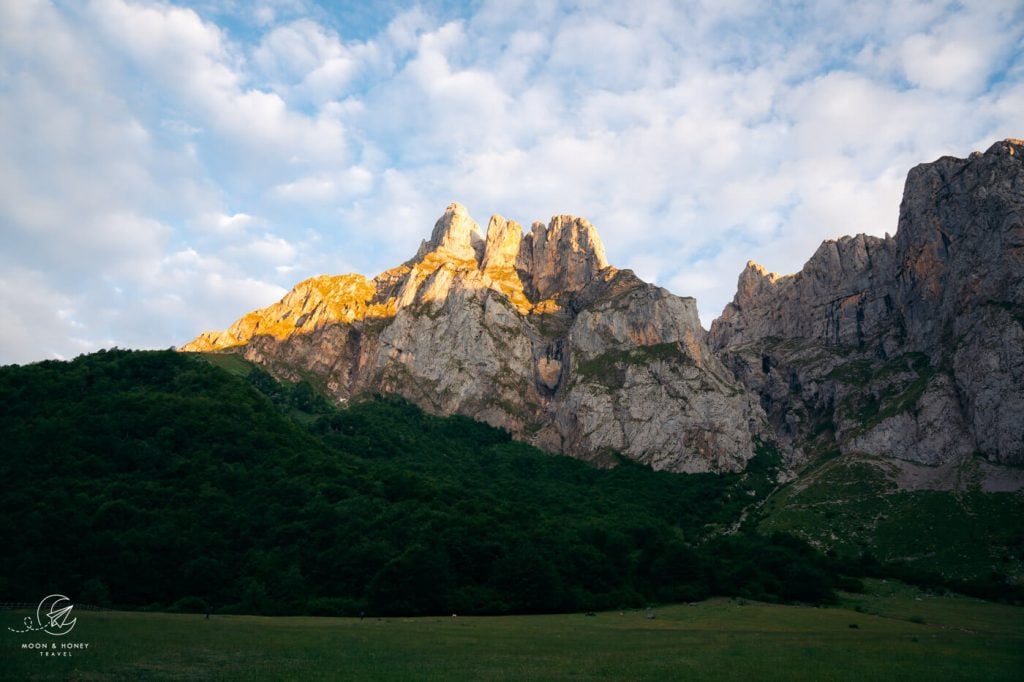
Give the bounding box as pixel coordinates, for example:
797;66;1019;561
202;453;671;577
710;139;1024;471
184;203;764;473
184;140;1023;481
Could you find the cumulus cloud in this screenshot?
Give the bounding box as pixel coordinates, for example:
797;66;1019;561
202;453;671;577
225;233;298;264
0;0;1022;362
0;0;299;360
0;268;88;365
194;211;257;234
88;0;349;165
252;18;374;104
272;166;374;202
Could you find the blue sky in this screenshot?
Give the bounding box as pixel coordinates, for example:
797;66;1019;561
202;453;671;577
1;0;1022;364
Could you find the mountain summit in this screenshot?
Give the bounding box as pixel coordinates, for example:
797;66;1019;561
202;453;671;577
183;204;763;473
184;140;1024;481
711;139;1024;481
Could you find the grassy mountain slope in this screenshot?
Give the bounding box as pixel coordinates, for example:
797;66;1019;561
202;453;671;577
758;454;1024;590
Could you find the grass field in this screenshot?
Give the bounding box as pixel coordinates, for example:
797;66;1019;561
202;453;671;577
3;581;1021;681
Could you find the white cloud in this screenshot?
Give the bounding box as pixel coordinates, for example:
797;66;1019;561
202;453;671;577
901;34;988;92
0;268;86;364
897;0;1021;94
272;166;374;202
226;233;298;264
253;18;363;101
194;212;256;234
1;0;1022;361
0;0;313;360
89;0;349;164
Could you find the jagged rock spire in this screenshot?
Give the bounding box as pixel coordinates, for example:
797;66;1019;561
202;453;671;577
520;215;609;300
481;214;523;271
413;202;485;265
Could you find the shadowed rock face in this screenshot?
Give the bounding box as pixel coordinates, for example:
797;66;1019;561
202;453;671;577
183;140;1023;478
710;139;1024;468
710;234;899;351
183;203;764;473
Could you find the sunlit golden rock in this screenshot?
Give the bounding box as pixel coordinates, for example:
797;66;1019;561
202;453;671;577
181;201;765;474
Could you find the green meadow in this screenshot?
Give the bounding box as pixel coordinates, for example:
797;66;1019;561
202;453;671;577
4;581;1021;681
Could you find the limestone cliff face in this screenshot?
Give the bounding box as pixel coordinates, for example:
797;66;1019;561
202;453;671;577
183;203;764;473
711;234;899;351
520;216;609;301
183;274;381;352
559;269;758;473
182;141;1023;478
710;139;1024;469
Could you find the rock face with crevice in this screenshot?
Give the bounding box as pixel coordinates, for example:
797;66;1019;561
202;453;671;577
183;140;1024;479
710;139;1024;469
183;202;764;473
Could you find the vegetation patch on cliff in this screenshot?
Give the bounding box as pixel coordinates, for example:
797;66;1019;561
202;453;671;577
575;342;691;386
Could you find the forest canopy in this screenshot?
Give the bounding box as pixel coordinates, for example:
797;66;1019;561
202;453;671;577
0;350;843;615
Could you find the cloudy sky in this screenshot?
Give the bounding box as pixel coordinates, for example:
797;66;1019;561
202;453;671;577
1;0;1021;364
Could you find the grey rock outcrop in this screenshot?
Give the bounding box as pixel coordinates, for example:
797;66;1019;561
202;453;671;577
711;139;1024;467
413;202;485;264
183;139;1023;478
520;216;609;301
711;233;898;351
559;270;759;472
184;205;764;473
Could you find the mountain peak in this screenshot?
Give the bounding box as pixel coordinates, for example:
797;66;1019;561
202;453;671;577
740;260;782;285
711;138;1024;470
180;201;762;473
403;205;612;303
985;138;1024;156
480;213;523;272
413;201;485;265
521;214;609;300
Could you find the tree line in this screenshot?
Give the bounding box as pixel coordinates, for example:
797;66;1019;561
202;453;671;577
1;350;860;615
